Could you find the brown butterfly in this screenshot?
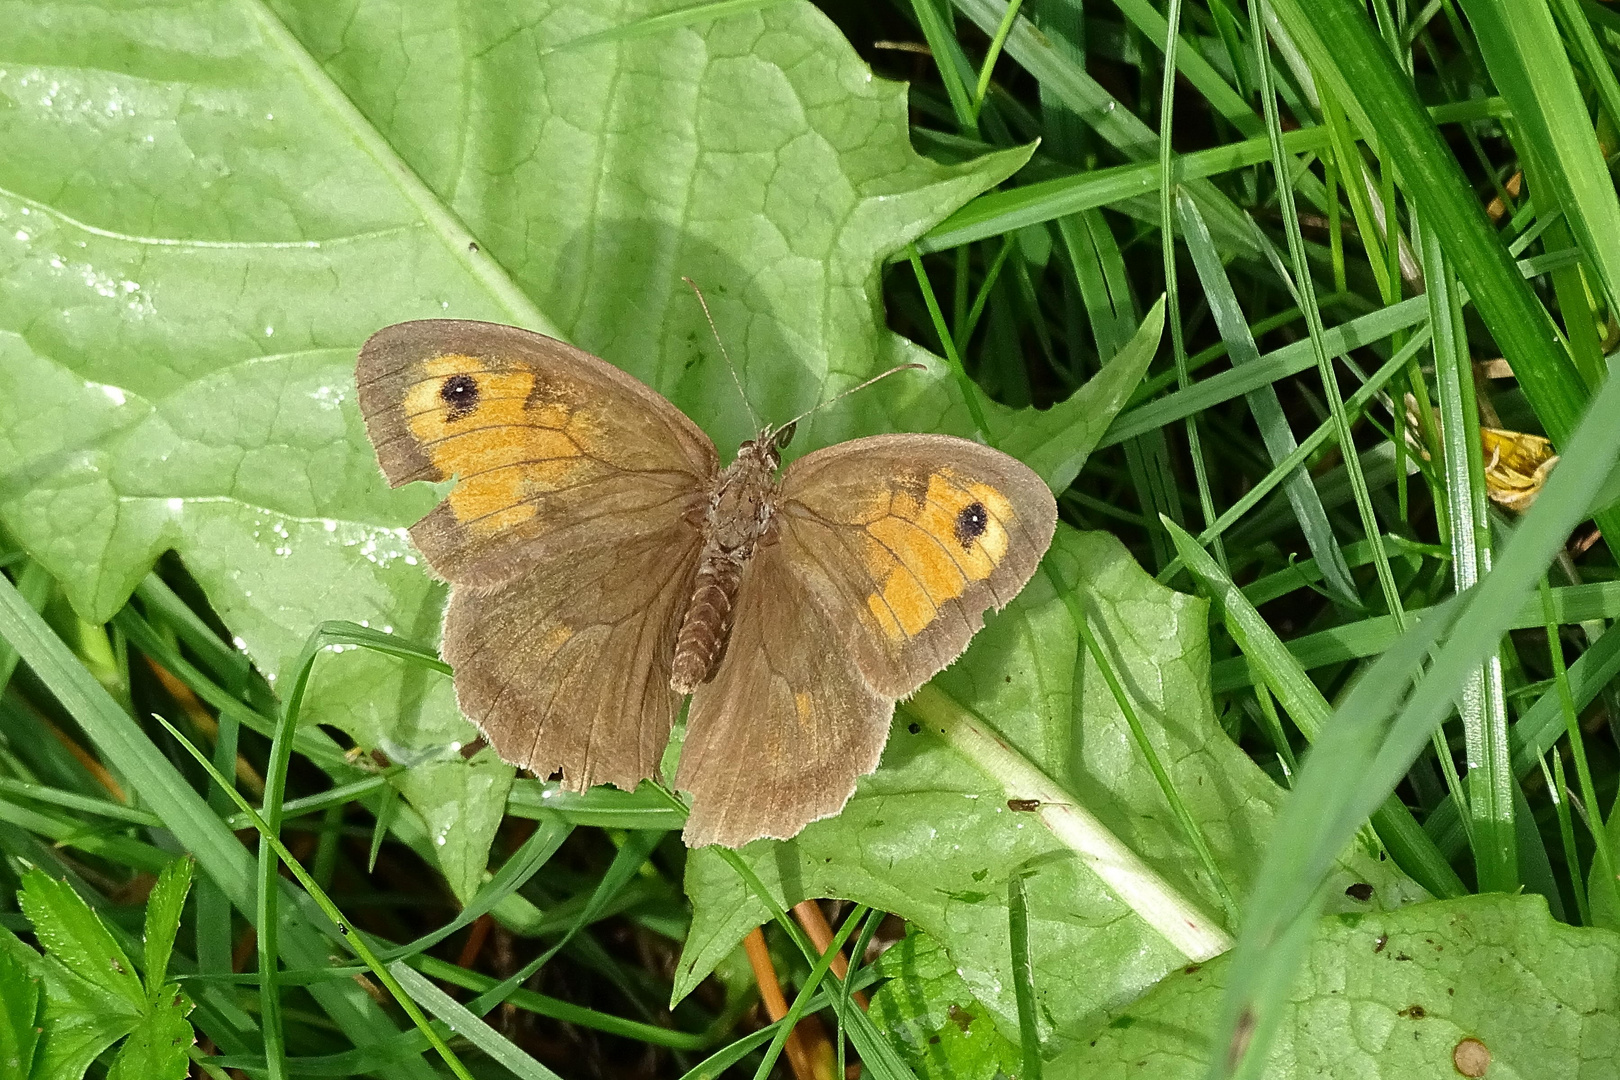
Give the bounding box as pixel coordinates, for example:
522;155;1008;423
356;319;1057;847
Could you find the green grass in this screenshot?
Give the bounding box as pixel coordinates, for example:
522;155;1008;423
3;0;1620;1078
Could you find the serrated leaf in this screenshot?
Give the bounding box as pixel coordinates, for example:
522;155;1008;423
870;930;1021;1080
0;946;41;1080
104;998;193;1080
141;856;193;1001
17;871;142;1009
1049;894;1620;1078
0;0;1027;894
0;928;138;1080
678;529;1426;1055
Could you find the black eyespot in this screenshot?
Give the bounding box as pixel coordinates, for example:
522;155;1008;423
773;421;797;450
441;373;479;418
954;501;988;548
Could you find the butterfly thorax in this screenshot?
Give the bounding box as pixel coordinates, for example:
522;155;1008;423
669;435;783;694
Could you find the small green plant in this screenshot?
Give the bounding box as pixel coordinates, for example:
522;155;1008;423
2;858;195;1080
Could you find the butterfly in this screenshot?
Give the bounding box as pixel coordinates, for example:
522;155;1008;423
356;319;1057;847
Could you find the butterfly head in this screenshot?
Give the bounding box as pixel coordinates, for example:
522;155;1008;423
734;421;795;473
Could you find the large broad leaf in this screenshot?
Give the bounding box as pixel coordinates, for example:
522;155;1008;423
1048;894;1620;1078
0;0;1027;897
677;529;1428;1056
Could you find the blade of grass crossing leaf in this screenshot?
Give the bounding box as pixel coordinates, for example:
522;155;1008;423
1164;519;1467;899
1544;749;1588;923
1051;562;1240;921
1208;292;1620;1080
156;714;478;1080
1176;193;1358;607
1008;872;1041;1080
750;904;867;1080
1251;3;1408;631
909;0;979;131
908;246;992;439
1542;579;1618;918
970;0;1024;119
836;908;883;1080
367;784;400;873
0;561;51;695
389;963;562;1080
1159;0;1227;577
1427;224;1516;892
379;813;571;963
258;620;460;1080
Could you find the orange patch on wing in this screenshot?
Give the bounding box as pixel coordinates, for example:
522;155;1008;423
864;471;1016;642
403;354;593;536
793;691;814;729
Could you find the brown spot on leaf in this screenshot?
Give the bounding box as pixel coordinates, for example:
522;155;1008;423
1453;1037;1490;1077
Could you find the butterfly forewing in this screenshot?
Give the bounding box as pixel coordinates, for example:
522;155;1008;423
773;434;1057;698
356;320;717;588
356;319;717;792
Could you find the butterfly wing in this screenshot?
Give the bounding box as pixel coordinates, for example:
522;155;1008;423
444;520;703;789
357;319;717;588
677;434;1055;846
774;434;1057;698
356;320;717;790
677;540;889;847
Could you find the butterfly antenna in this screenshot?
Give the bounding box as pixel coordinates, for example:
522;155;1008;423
682;277;761;431
781;363;927;430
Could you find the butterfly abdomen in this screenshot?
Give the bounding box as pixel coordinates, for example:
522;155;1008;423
670;437;781;695
670;554;745;694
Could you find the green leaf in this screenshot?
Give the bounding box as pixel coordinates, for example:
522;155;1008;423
0;927;139;1080
677;529;1425;1054
0;0;1028;888
17;871;142;1009
0;946;41;1080
141;857;193;1001
105;998;194;1080
869;930;1020;1080
392;754;515;904
1049;894;1620;1078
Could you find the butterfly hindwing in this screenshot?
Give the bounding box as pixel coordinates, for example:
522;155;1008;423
677;540;890;847
445;519;703;791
